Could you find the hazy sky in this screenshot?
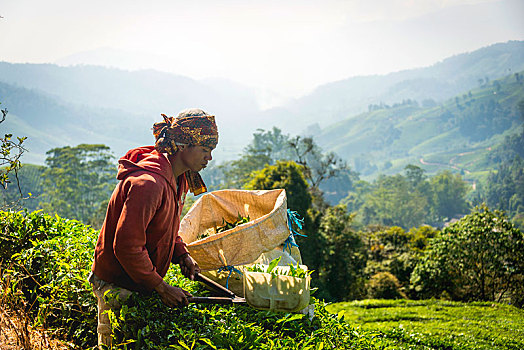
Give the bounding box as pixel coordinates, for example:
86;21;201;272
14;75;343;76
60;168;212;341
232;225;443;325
1;0;523;99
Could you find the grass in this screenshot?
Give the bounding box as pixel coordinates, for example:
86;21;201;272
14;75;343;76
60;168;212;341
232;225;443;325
326;299;524;350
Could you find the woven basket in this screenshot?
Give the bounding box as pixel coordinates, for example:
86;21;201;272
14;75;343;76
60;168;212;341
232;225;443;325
178;189;289;271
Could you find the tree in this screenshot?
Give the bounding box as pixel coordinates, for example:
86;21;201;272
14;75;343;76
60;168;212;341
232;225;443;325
40;144;116;227
360;174;429;229
246;127;295;162
411;205;524;305
245;160;311;218
405;164;433;212
1;164;45;211
288;135;350;191
361;224;438;297
316;204;367;301
367;272;406;299
217;128;355;200
217;128;295;189
486;156;524;221
430;171;469;221
340;180;373;217
404;164;426;188
245;160;324;278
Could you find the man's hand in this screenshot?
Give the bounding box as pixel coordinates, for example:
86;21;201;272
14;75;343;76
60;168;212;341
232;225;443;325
179;253;200;280
154;280;192;308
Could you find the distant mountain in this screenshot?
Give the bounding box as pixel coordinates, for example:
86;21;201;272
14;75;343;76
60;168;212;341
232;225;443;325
0;63;266;163
0;40;523;167
316;71;524;182
0;81;149;164
271;41;524;132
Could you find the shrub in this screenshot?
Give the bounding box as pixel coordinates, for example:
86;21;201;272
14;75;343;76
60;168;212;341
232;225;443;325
367;272;406;299
411;205;524;304
1;210;99;348
1;210;385;349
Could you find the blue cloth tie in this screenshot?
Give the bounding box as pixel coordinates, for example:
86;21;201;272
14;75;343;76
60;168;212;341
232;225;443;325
284;209;307;253
217;265;243;289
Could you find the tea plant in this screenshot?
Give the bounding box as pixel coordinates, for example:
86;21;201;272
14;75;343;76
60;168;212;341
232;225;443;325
328;299;524;349
1;210;99;348
246;256;312;278
197;213;250;240
216;213;250;233
0;210;385;349
109;292;384;349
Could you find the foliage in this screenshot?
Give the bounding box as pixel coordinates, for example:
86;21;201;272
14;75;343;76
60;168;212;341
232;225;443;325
247;257;312;278
344;165;470;228
488;128;524;164
109;293;384;350
456;96;516;141
367;272;406;300
210;127;356;205
0;209;67;264
244;160;324;278
315;204;367;301
0;164;45;211
0;210;98;348
197;214;251;240
328;299;524;350
411;205;524;305
216;213;251;233
360;174;429;228
0;103;27;204
215;128;295;189
39;144;116;228
361;225;438;297
485;156;524;229
0;210;387;350
288;135;350;192
317;70;524;180
246;160;312;219
430;170;470;221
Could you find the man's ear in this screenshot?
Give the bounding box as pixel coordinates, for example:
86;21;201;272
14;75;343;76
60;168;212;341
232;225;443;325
177;144;188;152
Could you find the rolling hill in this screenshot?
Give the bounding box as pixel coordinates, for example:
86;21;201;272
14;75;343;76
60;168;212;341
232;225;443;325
0;40;522;178
0;65;264;163
267;40;524;132
316;71;524;183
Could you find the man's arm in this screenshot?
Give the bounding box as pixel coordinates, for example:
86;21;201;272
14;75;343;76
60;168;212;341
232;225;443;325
154;280;192;307
113;177;165;291
113;175;193;307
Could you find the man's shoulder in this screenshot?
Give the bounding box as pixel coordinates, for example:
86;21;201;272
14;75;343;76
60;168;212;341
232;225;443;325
122;170;169;190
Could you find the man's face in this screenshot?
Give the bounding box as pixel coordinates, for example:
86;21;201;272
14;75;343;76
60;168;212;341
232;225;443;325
179;145;213;172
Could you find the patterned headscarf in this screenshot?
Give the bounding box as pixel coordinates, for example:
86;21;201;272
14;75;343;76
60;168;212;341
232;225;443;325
152;108;218;195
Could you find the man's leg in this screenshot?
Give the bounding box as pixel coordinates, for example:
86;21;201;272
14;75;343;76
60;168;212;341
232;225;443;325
89;273;133;349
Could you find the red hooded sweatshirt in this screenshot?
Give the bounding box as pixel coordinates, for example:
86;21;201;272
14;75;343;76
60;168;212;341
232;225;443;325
92;146;189;293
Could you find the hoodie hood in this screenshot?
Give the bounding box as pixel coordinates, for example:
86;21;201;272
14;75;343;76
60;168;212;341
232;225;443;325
117;146;178;192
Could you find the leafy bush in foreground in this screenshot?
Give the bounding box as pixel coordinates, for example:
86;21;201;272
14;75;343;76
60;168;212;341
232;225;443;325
1;210;385;349
1;210;98;348
109;288;383;349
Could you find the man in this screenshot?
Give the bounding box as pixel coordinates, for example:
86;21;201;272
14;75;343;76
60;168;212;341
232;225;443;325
89;108;218;348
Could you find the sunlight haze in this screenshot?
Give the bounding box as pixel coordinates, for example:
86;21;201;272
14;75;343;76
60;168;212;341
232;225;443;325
1;0;523;106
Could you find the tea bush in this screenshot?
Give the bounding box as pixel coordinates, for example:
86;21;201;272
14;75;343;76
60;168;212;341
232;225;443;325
367;272;406;300
109;289;384;349
1;209;99;348
0;210;68;263
328;299;524;349
1;210;386;349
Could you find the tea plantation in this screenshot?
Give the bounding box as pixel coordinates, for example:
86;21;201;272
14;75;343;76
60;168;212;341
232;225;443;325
1;210;523;349
328;299;524;349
